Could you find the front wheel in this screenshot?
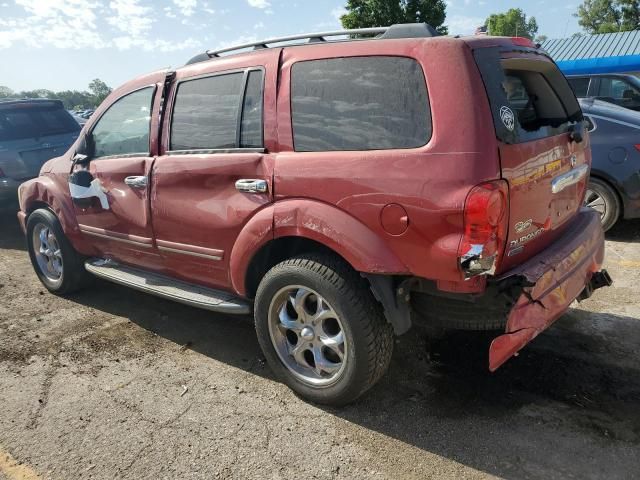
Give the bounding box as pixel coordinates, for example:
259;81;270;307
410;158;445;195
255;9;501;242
26;208;90;294
254;254;393;406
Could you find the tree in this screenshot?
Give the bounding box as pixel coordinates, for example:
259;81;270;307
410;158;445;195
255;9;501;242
485;8;539;39
575;0;639;34
0;86;15;99
340;0;448;35
88;78;112;106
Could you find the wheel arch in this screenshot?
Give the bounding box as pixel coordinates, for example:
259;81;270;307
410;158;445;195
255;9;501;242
588;171;625;219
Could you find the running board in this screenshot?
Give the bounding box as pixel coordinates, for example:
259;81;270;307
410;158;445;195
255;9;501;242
84;259;251;314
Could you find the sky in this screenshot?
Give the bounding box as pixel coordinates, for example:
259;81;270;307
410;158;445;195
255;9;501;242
0;0;582;92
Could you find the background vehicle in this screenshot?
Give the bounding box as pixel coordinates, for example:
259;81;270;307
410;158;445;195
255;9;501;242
568;73;640;111
0;99;80;206
580;97;640;231
16;24;609;405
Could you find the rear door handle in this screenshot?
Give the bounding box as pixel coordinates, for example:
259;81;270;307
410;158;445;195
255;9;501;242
124;176;148;189
235;179;268;193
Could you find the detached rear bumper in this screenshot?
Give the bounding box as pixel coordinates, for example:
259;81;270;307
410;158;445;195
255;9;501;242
489;208;609;371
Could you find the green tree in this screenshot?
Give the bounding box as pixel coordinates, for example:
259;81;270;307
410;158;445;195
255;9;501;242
0;86;15;99
485;8;539;39
88;78;112;106
340;0;448;35
575;0;639;33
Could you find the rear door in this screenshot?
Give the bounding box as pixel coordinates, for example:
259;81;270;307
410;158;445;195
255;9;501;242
152;50;279;290
474;48;589;271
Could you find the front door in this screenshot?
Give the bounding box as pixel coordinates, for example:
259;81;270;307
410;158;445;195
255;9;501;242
152;50;279;290
72;84;161;267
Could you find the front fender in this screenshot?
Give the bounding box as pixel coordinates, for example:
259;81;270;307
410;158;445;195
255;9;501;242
229;199;409;296
19;174;88;252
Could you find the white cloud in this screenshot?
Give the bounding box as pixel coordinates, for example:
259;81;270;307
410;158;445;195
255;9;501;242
247;0;270;9
107;0;153;37
446;14;485;35
253;21;265;29
173;0;197;16
331;6;346;20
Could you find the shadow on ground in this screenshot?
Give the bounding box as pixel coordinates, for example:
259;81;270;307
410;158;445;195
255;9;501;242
0;208;25;251
606;218;640;243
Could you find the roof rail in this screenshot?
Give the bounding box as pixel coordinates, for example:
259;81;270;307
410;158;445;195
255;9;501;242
186;23;439;65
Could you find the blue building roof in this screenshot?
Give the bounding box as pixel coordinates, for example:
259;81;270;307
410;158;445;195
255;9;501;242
542;30;640;75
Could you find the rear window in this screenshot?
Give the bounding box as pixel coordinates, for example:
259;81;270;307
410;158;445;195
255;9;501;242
291;56;431;152
474;48;582;144
567;77;590;97
0;103;80;142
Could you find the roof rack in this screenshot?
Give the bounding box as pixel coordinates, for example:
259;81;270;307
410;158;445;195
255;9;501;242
186;23;439;65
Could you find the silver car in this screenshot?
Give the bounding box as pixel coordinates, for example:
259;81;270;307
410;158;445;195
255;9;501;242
0;99;81;206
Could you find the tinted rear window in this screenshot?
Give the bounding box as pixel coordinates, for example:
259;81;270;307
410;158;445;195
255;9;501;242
291;56;431;152
474;48;582;144
0;103;80;142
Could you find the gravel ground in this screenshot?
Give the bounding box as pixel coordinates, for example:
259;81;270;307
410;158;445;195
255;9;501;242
0;208;639;480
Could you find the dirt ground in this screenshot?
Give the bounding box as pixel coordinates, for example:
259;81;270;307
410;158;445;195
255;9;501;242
0;208;639;480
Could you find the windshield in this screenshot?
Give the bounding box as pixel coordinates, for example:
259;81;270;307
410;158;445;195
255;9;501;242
0;103;80;142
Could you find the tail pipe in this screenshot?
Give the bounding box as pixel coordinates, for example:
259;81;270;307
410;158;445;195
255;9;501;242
577;269;613;301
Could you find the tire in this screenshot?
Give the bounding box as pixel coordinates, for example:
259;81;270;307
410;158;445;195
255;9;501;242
585;178;621;232
26;208;90;295
254;254;394;406
412;292;509;331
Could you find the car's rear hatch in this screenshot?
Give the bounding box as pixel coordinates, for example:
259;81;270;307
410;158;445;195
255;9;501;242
471;40;589;272
0;100;80;179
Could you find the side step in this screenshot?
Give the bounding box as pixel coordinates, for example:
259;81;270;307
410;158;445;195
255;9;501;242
84;259;252;314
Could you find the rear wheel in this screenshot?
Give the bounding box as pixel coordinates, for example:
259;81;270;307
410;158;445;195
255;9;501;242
254;254;393;405
584;178;620;232
26;208;90;294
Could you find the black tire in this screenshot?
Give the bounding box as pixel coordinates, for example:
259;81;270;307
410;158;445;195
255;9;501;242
412;292;509;331
585;178;621;232
254;253;394;406
26;208;90;295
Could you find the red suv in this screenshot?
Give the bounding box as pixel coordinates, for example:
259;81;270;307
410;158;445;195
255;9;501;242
17;24;611;405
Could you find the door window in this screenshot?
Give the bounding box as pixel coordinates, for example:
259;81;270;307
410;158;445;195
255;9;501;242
290;56;431;152
170;69;264;151
597;77;640;109
91;87;154;158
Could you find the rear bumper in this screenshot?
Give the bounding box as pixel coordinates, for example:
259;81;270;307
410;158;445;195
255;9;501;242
0;178;21;205
489;208;608;371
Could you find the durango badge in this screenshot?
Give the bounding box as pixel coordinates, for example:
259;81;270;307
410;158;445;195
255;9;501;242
500;106;515;131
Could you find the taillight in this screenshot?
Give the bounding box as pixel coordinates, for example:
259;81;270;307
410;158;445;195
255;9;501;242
634;144;640;152
458;180;509;278
511;37;535;48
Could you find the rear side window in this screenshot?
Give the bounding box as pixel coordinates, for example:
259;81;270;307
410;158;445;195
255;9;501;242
92;87;154;158
567;77;590;97
0;103;80;142
170;69;264;151
291;56;431;152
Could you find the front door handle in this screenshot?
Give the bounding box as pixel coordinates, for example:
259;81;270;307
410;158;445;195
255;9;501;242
235;179;268;193
124;176;148;189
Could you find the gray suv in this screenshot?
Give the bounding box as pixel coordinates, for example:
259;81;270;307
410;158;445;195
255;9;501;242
0;99;80;206
567;73;640;111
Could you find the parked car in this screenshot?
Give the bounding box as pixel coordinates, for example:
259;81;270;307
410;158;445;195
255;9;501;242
579;97;640;231
16;24;611;405
0;99;81;206
567;73;640;111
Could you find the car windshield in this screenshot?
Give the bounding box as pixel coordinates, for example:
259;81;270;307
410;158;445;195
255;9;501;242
0;103;80;142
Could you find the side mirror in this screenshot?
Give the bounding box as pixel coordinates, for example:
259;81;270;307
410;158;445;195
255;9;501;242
73;133;94;162
569;122;584;144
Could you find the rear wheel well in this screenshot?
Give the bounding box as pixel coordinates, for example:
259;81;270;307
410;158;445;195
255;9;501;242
245;237;350;299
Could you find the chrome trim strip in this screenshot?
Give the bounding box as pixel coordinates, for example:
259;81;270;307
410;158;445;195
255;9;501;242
78;224;153;248
551;164;589;194
166;148;266;155
158;245;222;261
79;229;153;248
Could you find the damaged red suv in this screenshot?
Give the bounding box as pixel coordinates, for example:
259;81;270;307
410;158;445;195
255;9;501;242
17;24;611;405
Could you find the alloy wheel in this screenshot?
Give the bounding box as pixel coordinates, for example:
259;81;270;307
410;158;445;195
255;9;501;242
267;285;347;387
32;223;63;283
584;188;606;217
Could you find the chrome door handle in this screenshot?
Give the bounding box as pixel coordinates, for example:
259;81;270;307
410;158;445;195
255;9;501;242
235;179;268;193
124;176;148;189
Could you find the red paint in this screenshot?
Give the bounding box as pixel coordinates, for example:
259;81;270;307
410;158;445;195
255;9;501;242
16;34;608;372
